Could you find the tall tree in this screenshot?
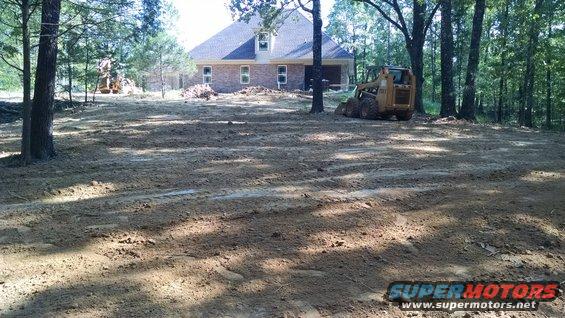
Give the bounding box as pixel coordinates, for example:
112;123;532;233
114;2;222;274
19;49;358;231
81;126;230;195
30;0;62;159
545;0;553;129
130;32;194;98
439;0;456;117
327;0;367;83
0;0;41;163
496;0;510;123
356;0;440;113
458;0;486;120
138;0;162;37
20;0;32;163
305;0;323;113
522;0;544;127
429;21;438;102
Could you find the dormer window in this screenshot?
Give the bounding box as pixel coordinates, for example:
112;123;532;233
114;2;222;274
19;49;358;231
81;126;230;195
258;32;269;51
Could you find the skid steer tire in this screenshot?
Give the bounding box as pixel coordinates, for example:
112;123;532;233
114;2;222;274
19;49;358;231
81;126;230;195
345;98;360;118
359;98;378;120
397;111;414;121
335;102;347;116
380;114;393;120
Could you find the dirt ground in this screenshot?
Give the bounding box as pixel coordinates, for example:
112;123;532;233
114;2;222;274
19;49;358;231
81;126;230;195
0;93;563;317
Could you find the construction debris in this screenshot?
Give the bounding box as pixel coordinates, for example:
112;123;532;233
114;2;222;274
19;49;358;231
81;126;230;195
121;78;142;95
97;58;120;94
182;84;218;100
235;86;279;95
96;58;140;94
432;116;470;125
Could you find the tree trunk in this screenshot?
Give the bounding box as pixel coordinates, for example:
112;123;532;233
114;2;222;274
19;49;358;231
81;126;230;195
92;74;99;102
440;0;456;117
430;23;437;103
454;7;463;111
497;0;509;123
476;94;484;115
84;30;89;103
310;0;324;113
352;28;357;83
545;3;552;129
20;0;32;164
459;0;486;120
523;0;545;127
159;51;165;99
362;45;367;75
30;0;62;160
545;53;552;130
410;0;426;113
360;0;438;113
518;85;525;126
352;47;357;83
67;44;73;108
386;16;391;64
407;42;426;113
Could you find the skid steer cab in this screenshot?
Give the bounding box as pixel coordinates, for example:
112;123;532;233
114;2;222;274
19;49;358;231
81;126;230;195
336;66;416;121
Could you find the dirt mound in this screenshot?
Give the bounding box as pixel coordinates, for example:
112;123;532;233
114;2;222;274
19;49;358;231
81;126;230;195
182;84;218;99
432;115;472;125
235;86;280;95
1;100;85;124
0;102;20;124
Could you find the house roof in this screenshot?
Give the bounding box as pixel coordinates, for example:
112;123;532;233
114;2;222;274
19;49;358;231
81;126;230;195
189;10;353;61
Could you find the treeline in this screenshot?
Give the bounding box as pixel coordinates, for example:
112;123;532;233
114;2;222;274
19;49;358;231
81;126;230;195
327;0;564;130
0;0;191;163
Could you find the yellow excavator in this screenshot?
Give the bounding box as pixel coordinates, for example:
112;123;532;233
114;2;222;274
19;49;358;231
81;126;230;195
336;65;416;120
96;58;121;94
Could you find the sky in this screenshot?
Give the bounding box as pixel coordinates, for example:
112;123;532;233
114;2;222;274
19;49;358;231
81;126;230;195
171;0;335;51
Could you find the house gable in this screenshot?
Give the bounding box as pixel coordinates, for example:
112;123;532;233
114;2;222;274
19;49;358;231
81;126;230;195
188;11;353;62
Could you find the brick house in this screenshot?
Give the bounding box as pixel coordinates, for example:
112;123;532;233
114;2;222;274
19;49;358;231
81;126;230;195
185;10;354;93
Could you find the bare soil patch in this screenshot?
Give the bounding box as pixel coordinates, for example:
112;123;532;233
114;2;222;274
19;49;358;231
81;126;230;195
0;93;563;317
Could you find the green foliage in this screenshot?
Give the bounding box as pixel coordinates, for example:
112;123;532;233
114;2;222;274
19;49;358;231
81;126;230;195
326;0;410;83
424;99;441;116
0;63;20;90
130;32;194;79
0;0;42;90
138;0;163;37
326;0;565;130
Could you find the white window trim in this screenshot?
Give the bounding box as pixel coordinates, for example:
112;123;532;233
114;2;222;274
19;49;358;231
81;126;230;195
240;65;250;84
203;66;212;84
258;32;269;52
277;65;287;84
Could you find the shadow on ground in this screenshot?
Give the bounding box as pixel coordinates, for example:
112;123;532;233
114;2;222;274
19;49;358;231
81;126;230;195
0;94;563;317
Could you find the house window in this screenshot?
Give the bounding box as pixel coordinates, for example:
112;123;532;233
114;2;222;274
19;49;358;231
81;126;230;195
240;66;250;84
258;32;269;51
277;65;287;84
203;66;212;84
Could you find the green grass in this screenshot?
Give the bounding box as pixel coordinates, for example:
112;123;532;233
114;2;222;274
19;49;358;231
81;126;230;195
423;99;440;116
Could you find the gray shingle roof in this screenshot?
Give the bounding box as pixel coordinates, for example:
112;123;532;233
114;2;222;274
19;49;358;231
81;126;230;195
189;10;353;61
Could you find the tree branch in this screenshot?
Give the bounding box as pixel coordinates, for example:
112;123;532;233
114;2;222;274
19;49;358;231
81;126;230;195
356;0;409;40
390;0;409;37
0;53;23;72
296;0;312;13
423;1;441;37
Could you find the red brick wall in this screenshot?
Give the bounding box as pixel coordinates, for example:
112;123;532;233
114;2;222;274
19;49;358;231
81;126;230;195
185;64;305;93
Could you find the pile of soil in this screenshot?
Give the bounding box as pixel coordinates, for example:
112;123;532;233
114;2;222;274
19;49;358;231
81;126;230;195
181;84;218;99
0;102;21;124
432;115;471;125
235;86;280;95
0;100;83;124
